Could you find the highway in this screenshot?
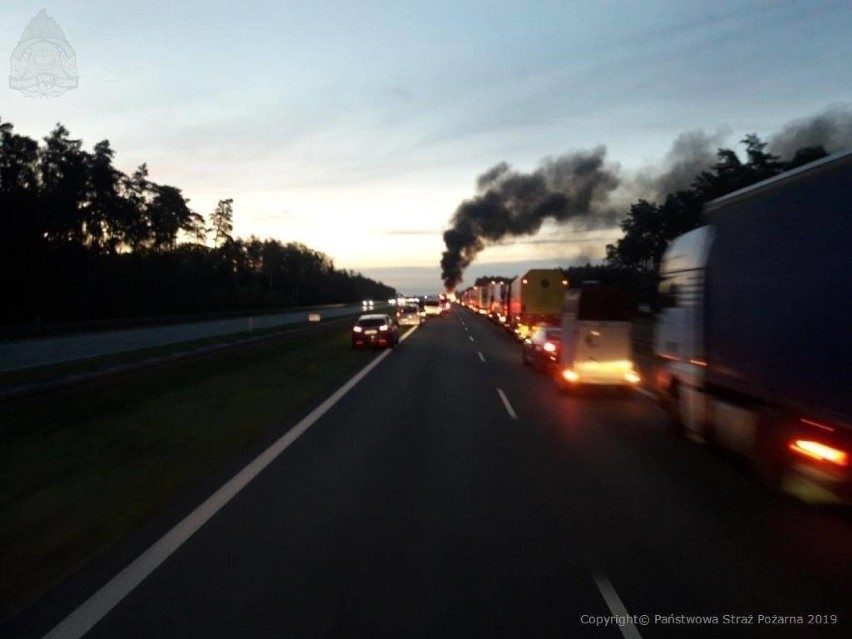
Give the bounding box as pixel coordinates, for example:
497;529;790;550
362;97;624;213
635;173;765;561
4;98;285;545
0;304;377;372
7;307;851;638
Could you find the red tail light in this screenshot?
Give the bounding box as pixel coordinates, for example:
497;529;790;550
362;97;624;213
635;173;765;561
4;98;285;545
789;440;849;467
562;369;579;382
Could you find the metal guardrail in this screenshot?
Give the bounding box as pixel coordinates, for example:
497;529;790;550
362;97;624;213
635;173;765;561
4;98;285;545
1;314;363;400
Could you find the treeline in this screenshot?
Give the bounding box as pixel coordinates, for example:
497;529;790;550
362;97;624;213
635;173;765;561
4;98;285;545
1;119;395;324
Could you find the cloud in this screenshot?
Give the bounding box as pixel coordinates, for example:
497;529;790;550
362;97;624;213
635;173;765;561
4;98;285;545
632;127;731;201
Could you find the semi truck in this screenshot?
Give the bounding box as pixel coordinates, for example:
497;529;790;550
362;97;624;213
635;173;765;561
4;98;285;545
507;269;567;341
472;285;489;314
557;283;640;390
487;280;509;322
654;150;852;503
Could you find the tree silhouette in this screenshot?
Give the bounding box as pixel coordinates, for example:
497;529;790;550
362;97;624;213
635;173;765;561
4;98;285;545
210;198;234;248
148;184;195;251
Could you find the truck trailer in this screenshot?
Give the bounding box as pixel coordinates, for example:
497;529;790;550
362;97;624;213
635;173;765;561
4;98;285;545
487;280;509;323
507;269;567;341
654;150;852;503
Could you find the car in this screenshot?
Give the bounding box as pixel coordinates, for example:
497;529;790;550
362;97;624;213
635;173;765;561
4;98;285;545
396;303;422;326
351;314;399;349
421;299;443;318
522;326;562;372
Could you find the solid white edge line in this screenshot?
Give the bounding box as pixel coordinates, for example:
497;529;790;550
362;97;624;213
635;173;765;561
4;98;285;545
496;388;518;420
400;323;419;342
593;573;644;639
40;335;405;639
478;352;485;362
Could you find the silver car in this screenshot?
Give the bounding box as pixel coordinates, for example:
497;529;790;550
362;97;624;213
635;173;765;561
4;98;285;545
396;304;422;326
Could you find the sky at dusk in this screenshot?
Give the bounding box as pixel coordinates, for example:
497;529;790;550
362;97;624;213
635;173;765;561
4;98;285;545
2;1;850;293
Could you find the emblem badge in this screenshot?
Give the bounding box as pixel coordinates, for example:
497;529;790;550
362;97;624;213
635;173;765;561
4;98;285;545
9;10;79;98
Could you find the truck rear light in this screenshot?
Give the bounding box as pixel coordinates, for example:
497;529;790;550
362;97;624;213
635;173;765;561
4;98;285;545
789;440;849;467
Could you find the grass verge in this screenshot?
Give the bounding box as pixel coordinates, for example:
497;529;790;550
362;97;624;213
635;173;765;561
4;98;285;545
0;322;385;619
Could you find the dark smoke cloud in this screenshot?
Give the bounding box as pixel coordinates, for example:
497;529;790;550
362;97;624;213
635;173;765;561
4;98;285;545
441;107;852;291
633;128;729;202
767;106;852;159
441;146;619;290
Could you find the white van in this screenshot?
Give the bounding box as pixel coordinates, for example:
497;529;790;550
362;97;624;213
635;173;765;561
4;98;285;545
557;284;640;390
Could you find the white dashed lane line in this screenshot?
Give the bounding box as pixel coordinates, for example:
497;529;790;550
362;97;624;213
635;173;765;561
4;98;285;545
478;352;485;362
593;573;644;639
496;388;518;420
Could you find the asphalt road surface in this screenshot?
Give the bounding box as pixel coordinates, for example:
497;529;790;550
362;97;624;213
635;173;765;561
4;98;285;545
0;304;379;372
6;307;851;638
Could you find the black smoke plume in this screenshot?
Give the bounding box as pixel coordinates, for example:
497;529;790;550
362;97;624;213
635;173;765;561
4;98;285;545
634;128;729;201
767;106;852;159
440;146;619;291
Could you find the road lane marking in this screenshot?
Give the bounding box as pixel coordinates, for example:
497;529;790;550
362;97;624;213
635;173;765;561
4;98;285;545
478;352;485;362
468;336;475;342
400;323;419;343
636;388;654;400
39;341;402;639
496;388;518;420
593;573;644;639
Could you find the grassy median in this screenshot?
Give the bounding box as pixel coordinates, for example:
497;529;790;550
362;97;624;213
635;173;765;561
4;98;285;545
0;322;384;619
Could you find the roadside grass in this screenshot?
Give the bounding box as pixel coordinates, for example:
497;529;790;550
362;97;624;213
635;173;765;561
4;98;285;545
0;322;389;619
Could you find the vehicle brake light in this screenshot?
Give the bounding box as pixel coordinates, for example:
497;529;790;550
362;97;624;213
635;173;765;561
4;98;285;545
379;324;388;331
625;371;641;384
543;342;557;353
562;369;579;382
353;326;363;333
789;440;849;467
